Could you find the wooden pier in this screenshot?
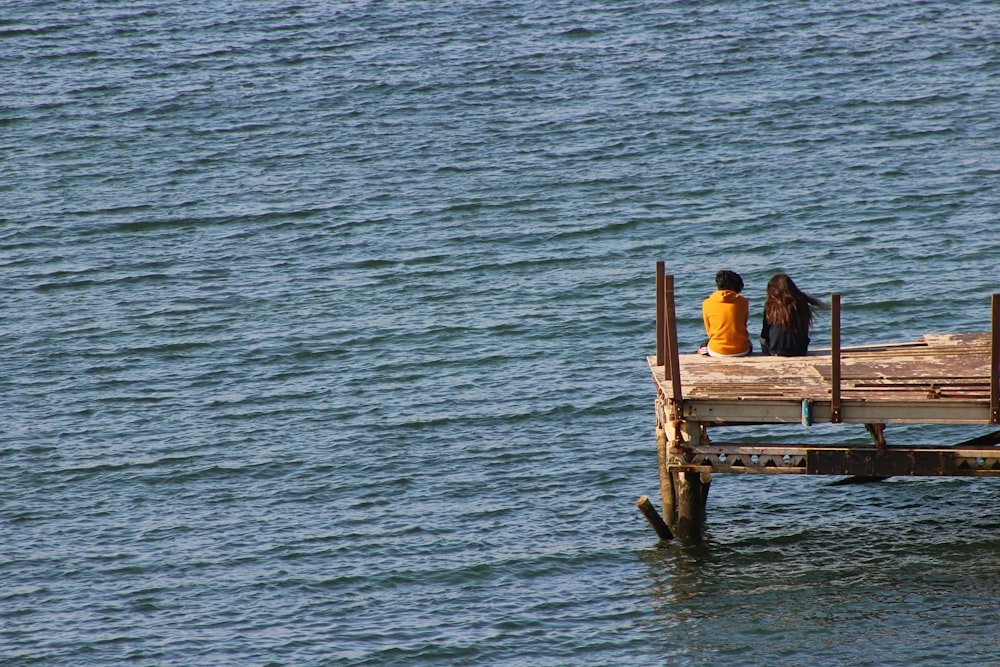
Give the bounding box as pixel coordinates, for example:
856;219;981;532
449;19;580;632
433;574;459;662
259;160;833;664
644;262;1000;542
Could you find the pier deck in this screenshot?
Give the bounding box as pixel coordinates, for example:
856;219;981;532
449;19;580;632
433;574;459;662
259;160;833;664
643;263;1000;541
648;331;994;426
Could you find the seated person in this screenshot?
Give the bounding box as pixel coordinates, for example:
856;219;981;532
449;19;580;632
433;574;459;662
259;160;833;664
759;273;824;356
701;270;751;357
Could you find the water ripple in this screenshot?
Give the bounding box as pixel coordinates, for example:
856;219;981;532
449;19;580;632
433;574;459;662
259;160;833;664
3;0;1000;665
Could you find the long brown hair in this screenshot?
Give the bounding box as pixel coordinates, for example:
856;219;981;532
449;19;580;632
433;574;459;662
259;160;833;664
764;274;824;335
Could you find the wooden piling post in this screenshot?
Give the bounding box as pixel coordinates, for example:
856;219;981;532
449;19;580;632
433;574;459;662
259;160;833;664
656;423;675;534
699;471;712;510
991;293;999;424
675;472;704;541
830;293;842;423
673;420;706;542
865;422;887;450
637;495;673;541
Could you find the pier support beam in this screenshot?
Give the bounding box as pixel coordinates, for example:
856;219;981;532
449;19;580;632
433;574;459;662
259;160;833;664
655;421;675;534
672;420;708;541
674;470;705;541
653;416;710;542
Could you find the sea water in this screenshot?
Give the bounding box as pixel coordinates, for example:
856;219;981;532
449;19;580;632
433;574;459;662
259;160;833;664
2;1;999;665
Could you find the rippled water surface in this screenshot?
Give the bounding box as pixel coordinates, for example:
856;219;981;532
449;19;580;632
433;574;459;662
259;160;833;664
2;2;999;665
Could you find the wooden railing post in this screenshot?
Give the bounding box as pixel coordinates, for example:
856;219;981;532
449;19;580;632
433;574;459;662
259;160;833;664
656;262;666;369
664;274;683;416
830;293;842;423
991;294;999;424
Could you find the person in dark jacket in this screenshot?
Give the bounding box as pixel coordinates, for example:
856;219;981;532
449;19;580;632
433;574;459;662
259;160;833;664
760;274;824;356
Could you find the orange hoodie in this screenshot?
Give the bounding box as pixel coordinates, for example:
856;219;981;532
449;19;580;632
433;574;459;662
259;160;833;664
702;290;750;355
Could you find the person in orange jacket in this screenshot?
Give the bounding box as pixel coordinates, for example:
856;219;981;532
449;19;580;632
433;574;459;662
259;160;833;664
700;270;752;357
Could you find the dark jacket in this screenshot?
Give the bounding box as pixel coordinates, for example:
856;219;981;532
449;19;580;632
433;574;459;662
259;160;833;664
760;317;810;356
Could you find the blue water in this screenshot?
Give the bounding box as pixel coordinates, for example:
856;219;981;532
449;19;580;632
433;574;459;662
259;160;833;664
2;2;999;665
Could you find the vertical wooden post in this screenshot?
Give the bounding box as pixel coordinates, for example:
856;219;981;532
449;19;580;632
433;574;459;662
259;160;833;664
700;471;712;511
830;293;842;423
653;268;697;540
675;473;703;541
656;423;675;535
991;294;999;424
664;274;683;418
656;262;666;369
655;263;675;534
674;421;704;542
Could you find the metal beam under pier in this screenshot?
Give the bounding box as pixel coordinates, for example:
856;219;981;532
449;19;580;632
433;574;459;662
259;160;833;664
669;442;1000;477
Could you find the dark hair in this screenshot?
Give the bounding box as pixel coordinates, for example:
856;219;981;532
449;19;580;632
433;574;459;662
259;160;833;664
715;270;744;293
764;273;824;335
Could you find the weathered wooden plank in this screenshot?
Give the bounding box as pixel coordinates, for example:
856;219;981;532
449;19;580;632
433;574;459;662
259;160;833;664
924;332;991;347
680;398;991;425
648;330;994;426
